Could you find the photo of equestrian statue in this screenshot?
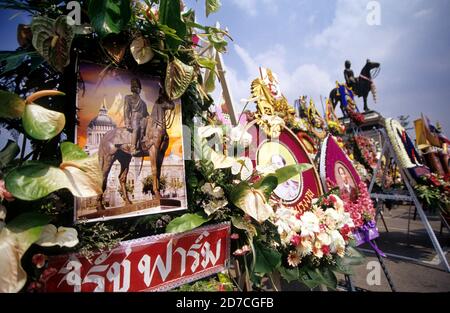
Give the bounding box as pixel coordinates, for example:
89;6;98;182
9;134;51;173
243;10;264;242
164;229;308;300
75;63;187;222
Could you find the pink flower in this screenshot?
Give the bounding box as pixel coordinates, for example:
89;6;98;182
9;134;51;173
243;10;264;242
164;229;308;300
233;245;251;256
290;234;301;247
230;233;240;240
0;180;14;202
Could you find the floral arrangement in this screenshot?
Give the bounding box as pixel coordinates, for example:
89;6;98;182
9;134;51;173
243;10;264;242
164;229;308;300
269;193;363;289
347;109;365;125
353;135;380;172
415;173;450;218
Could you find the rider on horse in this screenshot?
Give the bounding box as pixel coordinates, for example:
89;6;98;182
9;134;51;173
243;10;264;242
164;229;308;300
344;60;357;90
124;78;149;156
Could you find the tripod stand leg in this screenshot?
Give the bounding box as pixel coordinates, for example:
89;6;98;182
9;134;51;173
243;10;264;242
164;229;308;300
344;274;355;292
372;240;396;292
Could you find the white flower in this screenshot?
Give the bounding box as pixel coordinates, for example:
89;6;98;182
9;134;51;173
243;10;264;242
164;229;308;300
259;115;285;138
201;183;224;199
317;232;332;246
287;250;302;267
230;125;253;147
204;199;228;216
232;157;253;181
241;189;274;223
299;212;320;238
329;230;345;254
36;224;79;248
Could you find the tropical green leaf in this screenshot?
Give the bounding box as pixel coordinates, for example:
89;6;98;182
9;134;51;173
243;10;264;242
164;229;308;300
207;30;227;53
229;181;252;209
206;0;221;17
5;153;102;201
165;57;194;100
278;266;299;283
254;176;278;200
231;215;257;238
197;56;216;71
22;104;65;140
31;16;74;72
0;51;43;76
165;213;209;233
0;90;25;119
159;0;186;50
87;0;131;38
253;240;281;274
0;213;50;293
204;69;216;93
254;163;312;191
60;142;88;162
5;162;69;201
0;140;20;169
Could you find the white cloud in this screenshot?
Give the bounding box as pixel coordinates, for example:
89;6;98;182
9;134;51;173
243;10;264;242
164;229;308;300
218;44;334;116
414;8;433;18
231;0;277;17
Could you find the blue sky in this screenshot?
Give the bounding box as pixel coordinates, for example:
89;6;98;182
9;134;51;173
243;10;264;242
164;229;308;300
1;0;450;135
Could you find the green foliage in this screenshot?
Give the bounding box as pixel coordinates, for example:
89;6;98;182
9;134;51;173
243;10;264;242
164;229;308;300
0;51;43;76
175;274;234;291
22;103;65;140
76;222;123;260
165;213;209;234
159;0;186;50
253;240;281;274
0;90;25;119
165;57;195;100
88;0;131;38
206;0;221;17
31;15;74;72
0;140;20;170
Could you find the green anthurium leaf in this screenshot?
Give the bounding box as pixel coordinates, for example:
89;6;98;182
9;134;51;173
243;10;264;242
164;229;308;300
5;162;69;201
253;240;281;274
278;266;300;283
87;0;131;38
0;90;26;119
207;31;227;53
0;51;43;76
5;154;102;201
165;213;209;233
60;141;88;162
22;104;65;140
159;0;186;50
165;57;194;100
0;140;20;169
255;163;312;191
158;24;183;42
31;16;74;72
197;56;216;71
320;267;338;290
0;213;50;293
231;215;257;238
206;0;221;17
255;175;278;200
229;181;252;209
204;69;216;93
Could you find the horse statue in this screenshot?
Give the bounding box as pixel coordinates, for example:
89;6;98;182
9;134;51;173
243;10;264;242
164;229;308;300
96;91;175;210
329;59;380;116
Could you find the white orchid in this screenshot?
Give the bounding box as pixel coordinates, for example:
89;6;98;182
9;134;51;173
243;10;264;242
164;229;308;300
36;224;79;248
231;157;253;181
241;188;274;223
201;183;224;199
230;125;252;147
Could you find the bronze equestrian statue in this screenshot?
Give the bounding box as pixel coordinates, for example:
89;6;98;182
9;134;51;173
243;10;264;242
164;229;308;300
97;82;175;210
329;59;380;115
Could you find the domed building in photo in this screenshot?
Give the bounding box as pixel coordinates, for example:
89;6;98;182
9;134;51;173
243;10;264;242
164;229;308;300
84;100;117;155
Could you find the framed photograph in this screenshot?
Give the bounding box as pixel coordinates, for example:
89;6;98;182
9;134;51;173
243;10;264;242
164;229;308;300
75;62;187;222
319;134;361;194
248;125;323;212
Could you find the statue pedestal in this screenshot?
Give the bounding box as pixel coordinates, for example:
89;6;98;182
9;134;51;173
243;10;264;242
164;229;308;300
339;110;384;132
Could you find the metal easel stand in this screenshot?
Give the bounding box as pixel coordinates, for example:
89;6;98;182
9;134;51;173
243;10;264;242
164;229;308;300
368;129;450;273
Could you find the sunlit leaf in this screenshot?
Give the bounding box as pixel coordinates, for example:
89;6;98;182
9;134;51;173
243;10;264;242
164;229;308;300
165;213;209;233
130;34;154;65
165;57;194;100
206;0;221;17
0;90;25;119
0;140;20;169
22;104;65;140
60;141;88;162
253;240;281;274
159;0;186;50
